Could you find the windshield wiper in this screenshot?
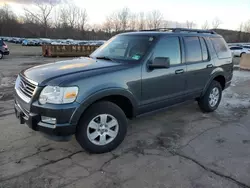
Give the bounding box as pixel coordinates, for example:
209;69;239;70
95;56;115;62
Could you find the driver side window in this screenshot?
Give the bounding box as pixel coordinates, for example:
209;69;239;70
153;37;181;65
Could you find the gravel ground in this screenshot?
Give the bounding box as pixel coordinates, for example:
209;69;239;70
0;48;250;188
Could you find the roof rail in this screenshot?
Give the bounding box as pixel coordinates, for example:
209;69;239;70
139;28;217;34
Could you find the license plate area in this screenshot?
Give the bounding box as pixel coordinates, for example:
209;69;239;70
15;104;26;124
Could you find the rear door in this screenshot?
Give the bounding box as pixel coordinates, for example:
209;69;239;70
184;36;213;97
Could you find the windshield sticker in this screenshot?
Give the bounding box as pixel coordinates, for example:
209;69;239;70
149;37;154;41
132;55;141;60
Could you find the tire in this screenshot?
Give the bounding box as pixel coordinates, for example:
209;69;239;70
198;80;222;112
76;101;127;153
240;52;246;57
0;51;3;59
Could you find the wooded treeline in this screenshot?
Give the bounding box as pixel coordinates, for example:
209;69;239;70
1;2;250;42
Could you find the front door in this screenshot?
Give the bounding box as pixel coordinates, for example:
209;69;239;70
140;36;187;113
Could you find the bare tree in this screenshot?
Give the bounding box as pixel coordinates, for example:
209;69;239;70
244;20;250;32
102;17;113;33
78;8;88;31
147;10;163;29
53;6;62;28
24;0;55;37
0;4;20;36
59;7;68;27
110;12;121;32
117;7;130;31
138;12;145;30
212;17;222;29
161;20;168;28
186;20;195;29
201;20;209;29
65;4;78;28
129;13;137;30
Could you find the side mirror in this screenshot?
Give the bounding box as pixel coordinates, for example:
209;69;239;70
148;57;170;69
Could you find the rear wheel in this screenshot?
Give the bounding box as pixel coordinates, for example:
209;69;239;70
198;80;222;112
76;101;127;153
0;51;3;59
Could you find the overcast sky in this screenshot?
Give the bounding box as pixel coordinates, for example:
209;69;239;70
1;0;249;30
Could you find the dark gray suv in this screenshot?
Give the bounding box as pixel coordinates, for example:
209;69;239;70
14;28;233;153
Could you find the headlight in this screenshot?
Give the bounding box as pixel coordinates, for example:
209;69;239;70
39;86;78;104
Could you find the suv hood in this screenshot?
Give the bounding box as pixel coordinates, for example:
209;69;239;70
22;57;124;84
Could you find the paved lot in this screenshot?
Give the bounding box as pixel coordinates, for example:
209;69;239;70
0;48;250;188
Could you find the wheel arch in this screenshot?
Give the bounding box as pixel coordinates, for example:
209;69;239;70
201;70;226;97
71;88;138;125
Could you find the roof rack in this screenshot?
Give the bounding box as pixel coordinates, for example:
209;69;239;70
139;28;217;34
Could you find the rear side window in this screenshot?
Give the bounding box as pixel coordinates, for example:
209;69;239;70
183;37;202;62
210;37;231;59
200;38;208;61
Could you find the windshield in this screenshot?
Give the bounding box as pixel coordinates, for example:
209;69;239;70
90;35;155;63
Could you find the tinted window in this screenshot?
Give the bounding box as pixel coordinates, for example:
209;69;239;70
153;37;181;65
0;39;3;46
184;37;202;62
200;38;208;61
210;37;231;59
243;46;250;49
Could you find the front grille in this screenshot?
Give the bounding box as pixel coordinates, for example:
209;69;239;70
15;75;37;103
18;76;36;98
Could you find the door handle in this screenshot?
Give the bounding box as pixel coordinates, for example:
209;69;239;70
175;69;184;74
207;64;213;68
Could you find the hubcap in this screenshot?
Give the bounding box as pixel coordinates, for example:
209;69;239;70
87;114;119;146
209;87;220;107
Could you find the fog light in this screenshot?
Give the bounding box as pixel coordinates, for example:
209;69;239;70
41;116;56;124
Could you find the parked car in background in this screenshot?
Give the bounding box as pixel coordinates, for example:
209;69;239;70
22;39;31;46
243;45;250;50
0;39;10;59
229;46;250;57
22;39;40;46
40;38;52;45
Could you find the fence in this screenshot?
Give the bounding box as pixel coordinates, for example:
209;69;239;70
42;45;101;57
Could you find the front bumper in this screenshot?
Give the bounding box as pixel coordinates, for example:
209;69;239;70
14;94;80;138
3;50;9;55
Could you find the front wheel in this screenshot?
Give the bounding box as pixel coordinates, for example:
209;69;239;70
198;80;222;112
76;101;127;153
